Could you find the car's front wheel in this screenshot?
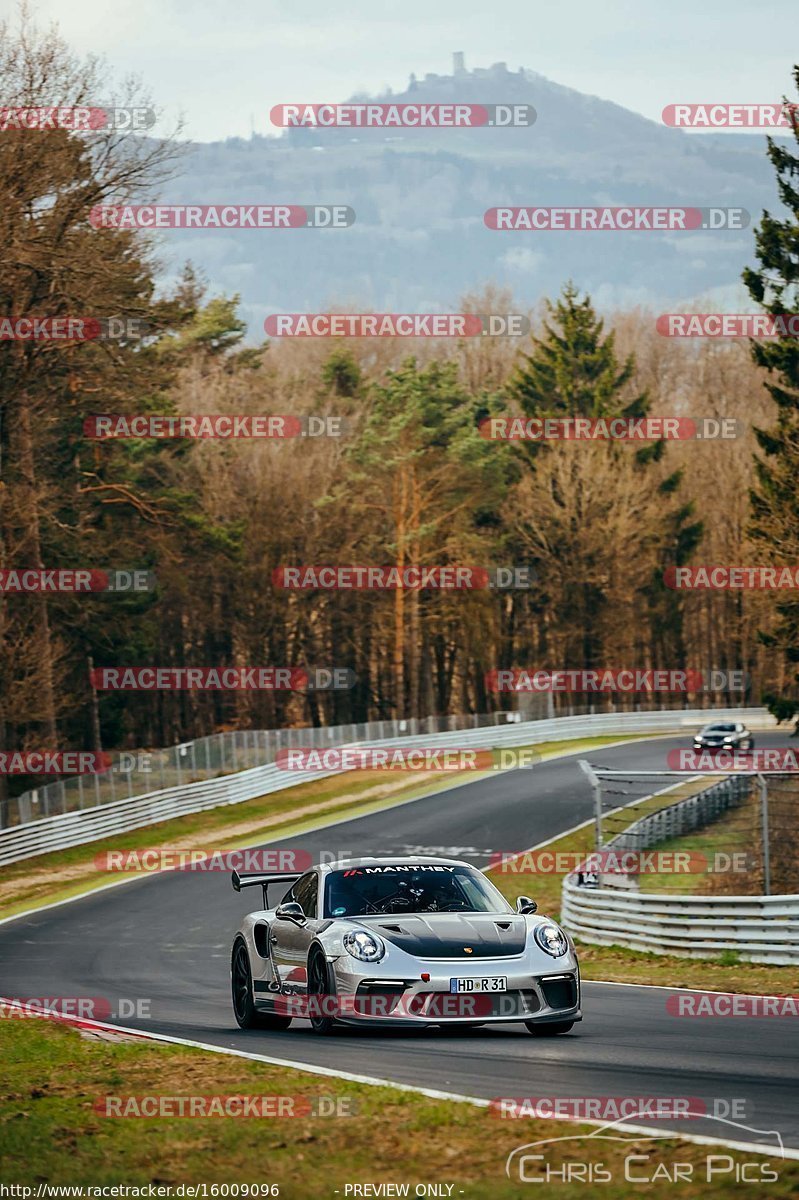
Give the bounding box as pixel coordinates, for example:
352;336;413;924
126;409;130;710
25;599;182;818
231;938;292;1031
307;949;338;1035
525;1020;575;1036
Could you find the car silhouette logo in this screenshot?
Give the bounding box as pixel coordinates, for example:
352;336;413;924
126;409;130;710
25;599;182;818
505;1110;786;1179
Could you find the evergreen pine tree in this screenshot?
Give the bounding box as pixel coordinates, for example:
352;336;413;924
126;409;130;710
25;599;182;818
507;283;701;675
510;281;648;425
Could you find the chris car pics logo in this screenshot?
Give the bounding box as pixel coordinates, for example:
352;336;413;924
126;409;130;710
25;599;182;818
506;1112;784;1184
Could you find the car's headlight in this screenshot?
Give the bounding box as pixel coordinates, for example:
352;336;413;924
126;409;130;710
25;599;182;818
533;921;569;958
343;929;385;962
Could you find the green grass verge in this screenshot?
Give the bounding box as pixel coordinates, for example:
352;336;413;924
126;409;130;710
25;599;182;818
1;1019;796;1197
0;734;654;922
641;805;755;894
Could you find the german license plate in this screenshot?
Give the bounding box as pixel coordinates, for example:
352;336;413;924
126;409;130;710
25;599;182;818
449;976;507;993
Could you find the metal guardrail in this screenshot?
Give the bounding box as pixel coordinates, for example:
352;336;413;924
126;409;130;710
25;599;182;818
1;703;773;831
561;879;799;965
607;774;752;854
561;771;797;965
0;706;775;868
2;709;558;830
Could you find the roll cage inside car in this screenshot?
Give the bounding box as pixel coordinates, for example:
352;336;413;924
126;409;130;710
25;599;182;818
323;864;513;918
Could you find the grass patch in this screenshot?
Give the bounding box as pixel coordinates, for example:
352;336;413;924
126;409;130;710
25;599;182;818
0;734;653;922
0;1018;796;1197
571;942;797;993
641;804;757;895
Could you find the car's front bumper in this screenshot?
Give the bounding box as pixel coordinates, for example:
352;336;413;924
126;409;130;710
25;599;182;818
329;955;581;1027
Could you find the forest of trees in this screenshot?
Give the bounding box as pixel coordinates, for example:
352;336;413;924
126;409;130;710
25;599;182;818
1;20;798;790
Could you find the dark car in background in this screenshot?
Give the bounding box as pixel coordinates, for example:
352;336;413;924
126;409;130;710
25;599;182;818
692;721;754;753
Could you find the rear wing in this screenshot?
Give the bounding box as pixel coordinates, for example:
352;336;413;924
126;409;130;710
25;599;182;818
232;869;302;909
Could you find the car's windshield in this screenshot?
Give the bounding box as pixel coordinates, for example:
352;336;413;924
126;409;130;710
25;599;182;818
324;864;513;917
702;724;737;733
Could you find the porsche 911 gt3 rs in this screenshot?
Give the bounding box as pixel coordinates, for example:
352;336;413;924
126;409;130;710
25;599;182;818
229;856;581;1035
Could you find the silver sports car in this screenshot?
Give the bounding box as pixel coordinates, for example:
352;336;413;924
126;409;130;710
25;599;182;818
230;856;581;1035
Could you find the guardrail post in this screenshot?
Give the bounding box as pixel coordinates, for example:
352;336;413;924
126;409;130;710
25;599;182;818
757;773;771;897
578;759;603;848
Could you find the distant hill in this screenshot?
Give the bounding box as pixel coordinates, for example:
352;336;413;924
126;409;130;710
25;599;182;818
155;56;782;334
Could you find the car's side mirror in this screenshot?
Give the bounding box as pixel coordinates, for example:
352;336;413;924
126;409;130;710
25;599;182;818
275;901;306;924
516;896;537;914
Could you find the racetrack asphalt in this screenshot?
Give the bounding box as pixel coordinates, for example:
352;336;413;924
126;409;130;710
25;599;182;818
1;731;796;1156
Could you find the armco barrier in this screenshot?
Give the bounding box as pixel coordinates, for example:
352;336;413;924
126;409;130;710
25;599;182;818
561;878;799;965
2;703;776;830
606;774;753;854
0;707;775;867
561;768;797;965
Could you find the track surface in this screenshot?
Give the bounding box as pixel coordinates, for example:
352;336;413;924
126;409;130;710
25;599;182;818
1;732;797;1155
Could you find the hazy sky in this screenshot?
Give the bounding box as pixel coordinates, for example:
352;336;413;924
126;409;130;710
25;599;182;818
34;0;797;142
